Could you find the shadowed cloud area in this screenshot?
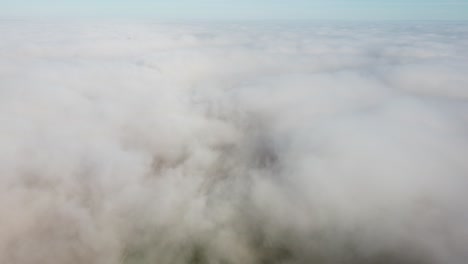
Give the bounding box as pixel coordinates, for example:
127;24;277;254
1;21;468;264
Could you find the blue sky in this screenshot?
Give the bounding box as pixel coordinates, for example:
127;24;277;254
1;0;468;20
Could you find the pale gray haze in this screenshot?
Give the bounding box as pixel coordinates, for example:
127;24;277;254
1;21;468;263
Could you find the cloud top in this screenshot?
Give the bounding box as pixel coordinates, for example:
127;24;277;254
1;21;468;264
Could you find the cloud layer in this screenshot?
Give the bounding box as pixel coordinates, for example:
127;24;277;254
1;21;468;264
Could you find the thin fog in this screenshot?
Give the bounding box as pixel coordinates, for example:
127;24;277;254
1;21;468;264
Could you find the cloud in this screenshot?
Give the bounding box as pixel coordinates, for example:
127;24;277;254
0;21;468;264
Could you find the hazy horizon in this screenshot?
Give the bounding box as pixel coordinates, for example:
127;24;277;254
1;0;468;21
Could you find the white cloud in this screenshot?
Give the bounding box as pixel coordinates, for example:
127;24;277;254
1;20;468;264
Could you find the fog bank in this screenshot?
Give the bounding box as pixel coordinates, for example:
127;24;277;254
1;21;468;264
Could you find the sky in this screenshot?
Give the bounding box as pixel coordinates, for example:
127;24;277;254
1;0;468;20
